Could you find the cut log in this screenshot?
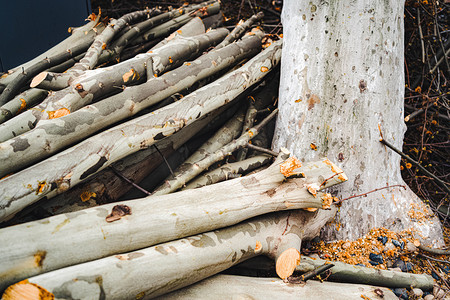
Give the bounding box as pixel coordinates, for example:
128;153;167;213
0;89;47;124
95;7;187;65
183;155;273;189
2;209;336;299
0;28;232;164
215;11;265;49
0;38;282;221
128;1;220;48
297;256;435;290
0;17;215;143
0;151;346;290
158;274;398;300
9;107;225;223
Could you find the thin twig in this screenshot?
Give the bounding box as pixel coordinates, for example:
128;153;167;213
425;259;450;289
380;138;450;194
153;144;175;177
417;9;425;64
335;185;406;204
109;166;152;196
245;143;278;156
286;263;334;284
418;253;450;265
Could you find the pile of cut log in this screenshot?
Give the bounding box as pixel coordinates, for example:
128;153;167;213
0;2;434;299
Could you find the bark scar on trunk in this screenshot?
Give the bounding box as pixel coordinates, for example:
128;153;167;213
106;204;132;223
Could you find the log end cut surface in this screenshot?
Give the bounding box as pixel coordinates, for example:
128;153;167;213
2;280;54;300
30;72;48;88
275;248;301;279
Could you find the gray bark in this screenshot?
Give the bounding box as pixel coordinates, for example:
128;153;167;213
159;274;398;300
10;108;223;222
152;108;278;195
0;30;258;177
0;16;104;89
0;39;282;222
0;89;47;124
183;155;272;189
0;18;214;142
2;209;336;299
272;0;444;244
297;256;435;290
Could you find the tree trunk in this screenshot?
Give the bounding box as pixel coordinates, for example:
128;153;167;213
272;0;443;244
0;150;346;290
2;209;336;299
158;274;398;300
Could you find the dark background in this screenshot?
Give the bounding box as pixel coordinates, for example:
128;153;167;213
0;0;91;72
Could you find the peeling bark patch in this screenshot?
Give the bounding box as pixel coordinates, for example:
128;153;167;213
116;252;144;260
34;250;47;267
359;80;367;93
53;275;104;300
52;218;70;234
307;94;320;110
105;204;131;222
264;188;276;197
240;176;259;188
128;252;144;260
188;234;216;248
155;246;169;255
11;137;30;152
80;156;108;180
